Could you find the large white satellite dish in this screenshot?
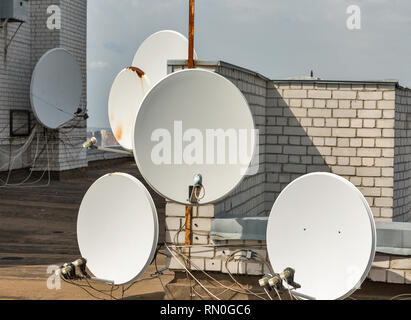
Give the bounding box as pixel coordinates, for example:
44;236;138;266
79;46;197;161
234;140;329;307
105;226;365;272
30;48;82;129
108;67;151;150
133;69;256;205
77;173;158;285
266;173;376;300
132;30;197;87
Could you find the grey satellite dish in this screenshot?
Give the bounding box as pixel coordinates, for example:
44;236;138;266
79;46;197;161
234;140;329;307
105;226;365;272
77;173;159;285
30;48;82;129
266;172;376;300
132;69;256;205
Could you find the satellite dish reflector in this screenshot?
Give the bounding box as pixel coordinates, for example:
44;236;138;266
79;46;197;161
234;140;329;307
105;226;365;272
30;48;82;129
132;30;197;87
266;173;376;300
108;67;151;150
133;69;256;205
77;173;158;285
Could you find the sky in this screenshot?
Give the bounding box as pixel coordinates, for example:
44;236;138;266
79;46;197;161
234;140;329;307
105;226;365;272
87;0;411;129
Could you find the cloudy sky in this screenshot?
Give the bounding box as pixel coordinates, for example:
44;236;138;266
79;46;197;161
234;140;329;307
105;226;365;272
87;0;411;129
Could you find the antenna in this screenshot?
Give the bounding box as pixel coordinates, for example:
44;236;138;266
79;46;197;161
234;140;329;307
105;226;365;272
188;0;195;69
30;48;83;129
76;173;159;285
266;173;376;300
132;69;256;205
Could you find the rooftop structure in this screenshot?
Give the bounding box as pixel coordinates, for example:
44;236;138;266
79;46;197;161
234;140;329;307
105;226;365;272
0;0;87;174
1;2;410;299
164;60;411;288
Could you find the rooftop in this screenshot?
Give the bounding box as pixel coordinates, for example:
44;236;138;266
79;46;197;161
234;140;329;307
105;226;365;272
0;158;409;300
0;158;171;300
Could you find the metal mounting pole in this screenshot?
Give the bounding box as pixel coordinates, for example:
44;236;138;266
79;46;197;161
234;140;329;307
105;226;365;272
188;0;195;69
184;0;195;249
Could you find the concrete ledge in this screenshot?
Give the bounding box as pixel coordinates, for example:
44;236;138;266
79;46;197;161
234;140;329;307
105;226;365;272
376;221;411;256
210;218;411;256
210;217;268;241
87;146;132;163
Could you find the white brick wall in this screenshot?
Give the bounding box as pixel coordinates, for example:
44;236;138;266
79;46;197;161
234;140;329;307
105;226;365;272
0;5;33;169
266;81;401;221
368;253;411;285
0;0;87;173
393;87;411;222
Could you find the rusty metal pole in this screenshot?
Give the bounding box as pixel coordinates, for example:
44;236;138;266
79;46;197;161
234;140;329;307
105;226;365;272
188;0;195;69
184;205;192;247
185;0;195;248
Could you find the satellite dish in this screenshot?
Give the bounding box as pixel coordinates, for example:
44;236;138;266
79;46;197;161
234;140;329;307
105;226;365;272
108;67;151;150
132;30;197;87
30;48;82;129
266;173;376;300
77;173;158;285
108;31;195;149
133;69;256;205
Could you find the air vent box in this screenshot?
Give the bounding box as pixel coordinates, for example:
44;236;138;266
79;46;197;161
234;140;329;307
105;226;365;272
0;0;29;23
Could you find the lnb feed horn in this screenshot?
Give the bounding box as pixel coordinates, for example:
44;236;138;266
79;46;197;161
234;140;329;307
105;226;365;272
282;268;301;289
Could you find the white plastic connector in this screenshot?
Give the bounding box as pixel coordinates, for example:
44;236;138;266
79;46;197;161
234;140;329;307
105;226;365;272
268;275;282;288
246;250;252;259
83;137;97;149
259;277;270;287
72;258;86;267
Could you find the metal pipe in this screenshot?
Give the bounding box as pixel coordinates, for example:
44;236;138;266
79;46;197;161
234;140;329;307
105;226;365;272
290;291;316;300
184;205;192;246
83;138;132;155
90;277;115;285
188;0;195;69
93;146;133;156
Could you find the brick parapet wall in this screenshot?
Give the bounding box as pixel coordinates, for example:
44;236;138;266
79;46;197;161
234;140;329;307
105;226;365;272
214;66;267;218
393;87;411;222
369;253;411;284
267;82;397;220
170;61;405;222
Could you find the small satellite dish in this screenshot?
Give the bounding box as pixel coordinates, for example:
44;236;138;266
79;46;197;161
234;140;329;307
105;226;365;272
132;30;197;87
133;69;256;205
77;173;158;285
266;173;376;300
30;48;82;129
108;67;151;150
